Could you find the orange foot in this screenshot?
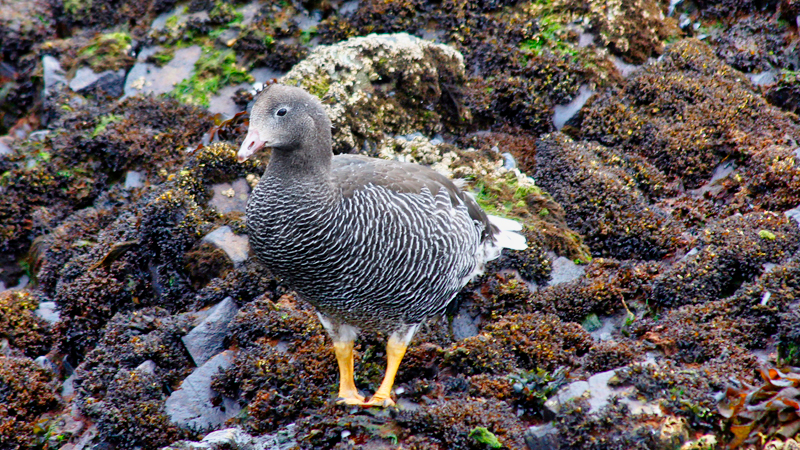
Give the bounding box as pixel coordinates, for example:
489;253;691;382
361;393;396;407
336;391;366;406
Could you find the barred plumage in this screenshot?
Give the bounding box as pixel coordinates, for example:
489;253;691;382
238;84;527;407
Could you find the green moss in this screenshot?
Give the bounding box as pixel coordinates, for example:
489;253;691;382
91;114;123;138
165;15;179;29
77;32;133;71
170;47;253;108
469;426;502;448
758;229;776;240
148;48;175;67
300;27;317;45
519;15;577;61
79;32;131;58
64;0;92;18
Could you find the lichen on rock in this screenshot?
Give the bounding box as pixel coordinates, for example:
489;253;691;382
281;33;469;154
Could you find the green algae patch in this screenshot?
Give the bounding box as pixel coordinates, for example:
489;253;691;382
469;426;502;448
758;229;776;240
147;48;175;67
171;47;253;108
75;31;134;72
64;0;92;19
91;114;123;138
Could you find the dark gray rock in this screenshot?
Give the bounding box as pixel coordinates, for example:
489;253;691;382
451;310;479;340
181;297;238;366
165;350;242;431
525;423;560;450
69;67;126;98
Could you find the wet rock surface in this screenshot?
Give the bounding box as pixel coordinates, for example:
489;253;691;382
1;0;800;449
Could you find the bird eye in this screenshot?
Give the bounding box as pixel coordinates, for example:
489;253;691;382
276;108;287;117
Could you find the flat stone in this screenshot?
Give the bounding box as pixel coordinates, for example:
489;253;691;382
785;205;800;229
209;178;251;215
553;84;594;130
162;424;298;450
451;310;479;340
250;67;287;91
548;256;585;285
524;423;560;450
165;350;242;431
35;300;59;323
202;226;250;267
208;83;250;118
69;67;126;98
123;45;202;98
124;171;145;190
544;380;589;415
545;366;662;416
62;373;76;399
181;297;238;366
135;360;157;375
0;137;12;155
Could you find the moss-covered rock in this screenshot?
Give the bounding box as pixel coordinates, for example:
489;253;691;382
282;33;469;154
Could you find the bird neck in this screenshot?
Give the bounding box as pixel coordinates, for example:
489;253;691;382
265;140;332;182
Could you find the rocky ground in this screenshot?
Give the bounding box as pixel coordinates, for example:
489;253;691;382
1;0;799;449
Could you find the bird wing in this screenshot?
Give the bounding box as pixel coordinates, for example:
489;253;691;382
330;154;497;240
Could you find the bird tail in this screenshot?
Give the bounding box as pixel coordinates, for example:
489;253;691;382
487;214;527;251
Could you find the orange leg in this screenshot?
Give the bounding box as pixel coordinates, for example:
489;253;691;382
362;334;408;407
333;340;365;405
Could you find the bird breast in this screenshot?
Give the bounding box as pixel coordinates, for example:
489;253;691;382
246;176;484;327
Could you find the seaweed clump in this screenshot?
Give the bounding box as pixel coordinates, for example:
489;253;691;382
0;290;52;357
651;211;800;308
397;398;528;449
0;95;212;261
580;39;800;212
532;132;681;260
530;258;664;323
74;307;194;449
212;295;337;433
0;357;60;450
443;312;593;375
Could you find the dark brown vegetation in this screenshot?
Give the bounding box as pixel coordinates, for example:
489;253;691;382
1;0;799;448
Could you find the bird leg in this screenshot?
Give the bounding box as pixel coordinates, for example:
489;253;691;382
333;340;365;405
363;334;408;407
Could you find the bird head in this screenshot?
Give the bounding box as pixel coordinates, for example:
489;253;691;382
238;84;332;162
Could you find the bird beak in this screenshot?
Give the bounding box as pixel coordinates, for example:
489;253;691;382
238;129;265;162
